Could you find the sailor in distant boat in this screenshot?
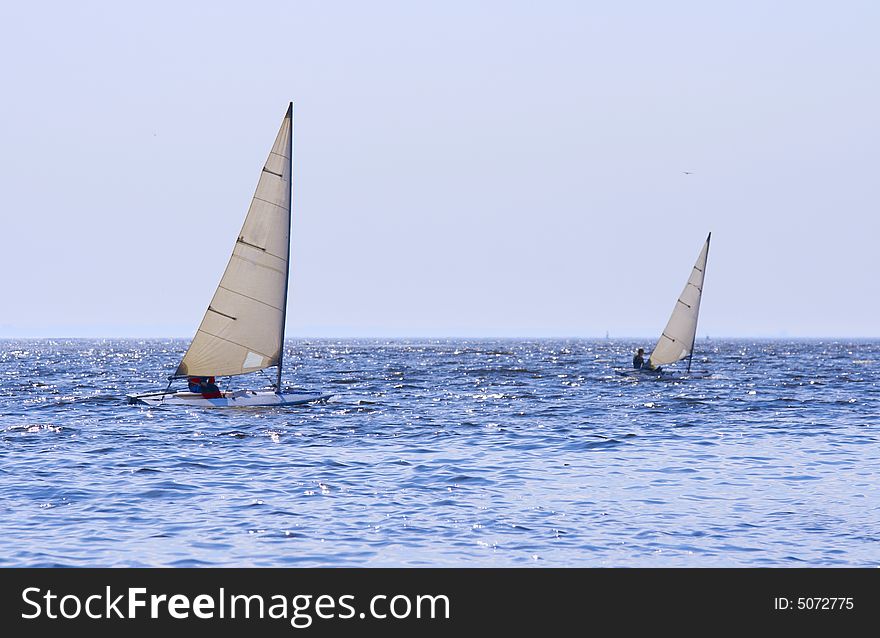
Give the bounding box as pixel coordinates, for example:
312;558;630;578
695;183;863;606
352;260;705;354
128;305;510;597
633;348;646;369
632;348;663;374
188;376;222;398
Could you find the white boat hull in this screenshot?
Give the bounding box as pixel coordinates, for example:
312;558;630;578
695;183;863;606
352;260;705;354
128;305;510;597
616;368;669;379
127;389;332;407
615;368;710;380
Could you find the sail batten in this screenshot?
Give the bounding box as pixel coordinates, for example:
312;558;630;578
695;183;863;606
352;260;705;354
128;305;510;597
175;105;293;378
648;233;711;368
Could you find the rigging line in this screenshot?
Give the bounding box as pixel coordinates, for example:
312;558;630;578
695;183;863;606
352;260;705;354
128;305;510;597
258;367;278;390
159;377;173;403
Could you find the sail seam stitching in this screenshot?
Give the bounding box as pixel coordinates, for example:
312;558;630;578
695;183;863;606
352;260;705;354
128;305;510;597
217;285;284;312
252;195;286;210
230;252;286;273
192;330;274;361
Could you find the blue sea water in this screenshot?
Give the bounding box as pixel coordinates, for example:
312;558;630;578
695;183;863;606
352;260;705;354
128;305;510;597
0;338;877;567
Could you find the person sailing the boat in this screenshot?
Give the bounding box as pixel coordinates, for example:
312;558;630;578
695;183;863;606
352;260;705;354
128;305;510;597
632;348;662;373
633;348;645;369
187;376;222;398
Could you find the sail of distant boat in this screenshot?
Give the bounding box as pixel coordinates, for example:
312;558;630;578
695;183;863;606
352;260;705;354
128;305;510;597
647;233;711;372
128;103;330;407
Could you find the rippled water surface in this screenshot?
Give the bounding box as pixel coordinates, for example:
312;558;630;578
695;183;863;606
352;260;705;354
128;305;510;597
1;338;877;567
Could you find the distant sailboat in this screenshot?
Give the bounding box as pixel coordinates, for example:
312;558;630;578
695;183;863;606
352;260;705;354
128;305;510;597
128;103;331;407
646;233;711;374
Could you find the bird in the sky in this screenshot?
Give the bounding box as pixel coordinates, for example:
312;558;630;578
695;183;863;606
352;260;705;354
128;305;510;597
683;171;693;175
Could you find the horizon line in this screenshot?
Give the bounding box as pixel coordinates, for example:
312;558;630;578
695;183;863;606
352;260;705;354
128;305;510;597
1;334;879;341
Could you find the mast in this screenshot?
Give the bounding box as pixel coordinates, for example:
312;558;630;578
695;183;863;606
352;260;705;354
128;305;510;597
689;232;710;374
276;102;294;393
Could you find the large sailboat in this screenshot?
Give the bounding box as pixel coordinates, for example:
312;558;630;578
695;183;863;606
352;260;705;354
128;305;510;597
128;103;331;407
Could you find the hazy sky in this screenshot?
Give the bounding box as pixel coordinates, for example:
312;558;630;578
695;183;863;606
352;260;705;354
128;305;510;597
1;1;877;338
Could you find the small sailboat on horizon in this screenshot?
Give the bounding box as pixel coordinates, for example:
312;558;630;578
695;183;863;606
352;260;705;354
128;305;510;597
621;233;711;378
128;103;331;407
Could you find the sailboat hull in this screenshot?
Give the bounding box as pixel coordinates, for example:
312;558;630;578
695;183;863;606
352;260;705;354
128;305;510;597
616;368;667;379
615;368;711;380
127;390;332;407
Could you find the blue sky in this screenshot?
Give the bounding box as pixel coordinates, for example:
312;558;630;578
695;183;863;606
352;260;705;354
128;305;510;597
1;1;877;338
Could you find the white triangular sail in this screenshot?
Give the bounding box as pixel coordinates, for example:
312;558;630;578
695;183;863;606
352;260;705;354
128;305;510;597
648;233;710;367
176;104;293;378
